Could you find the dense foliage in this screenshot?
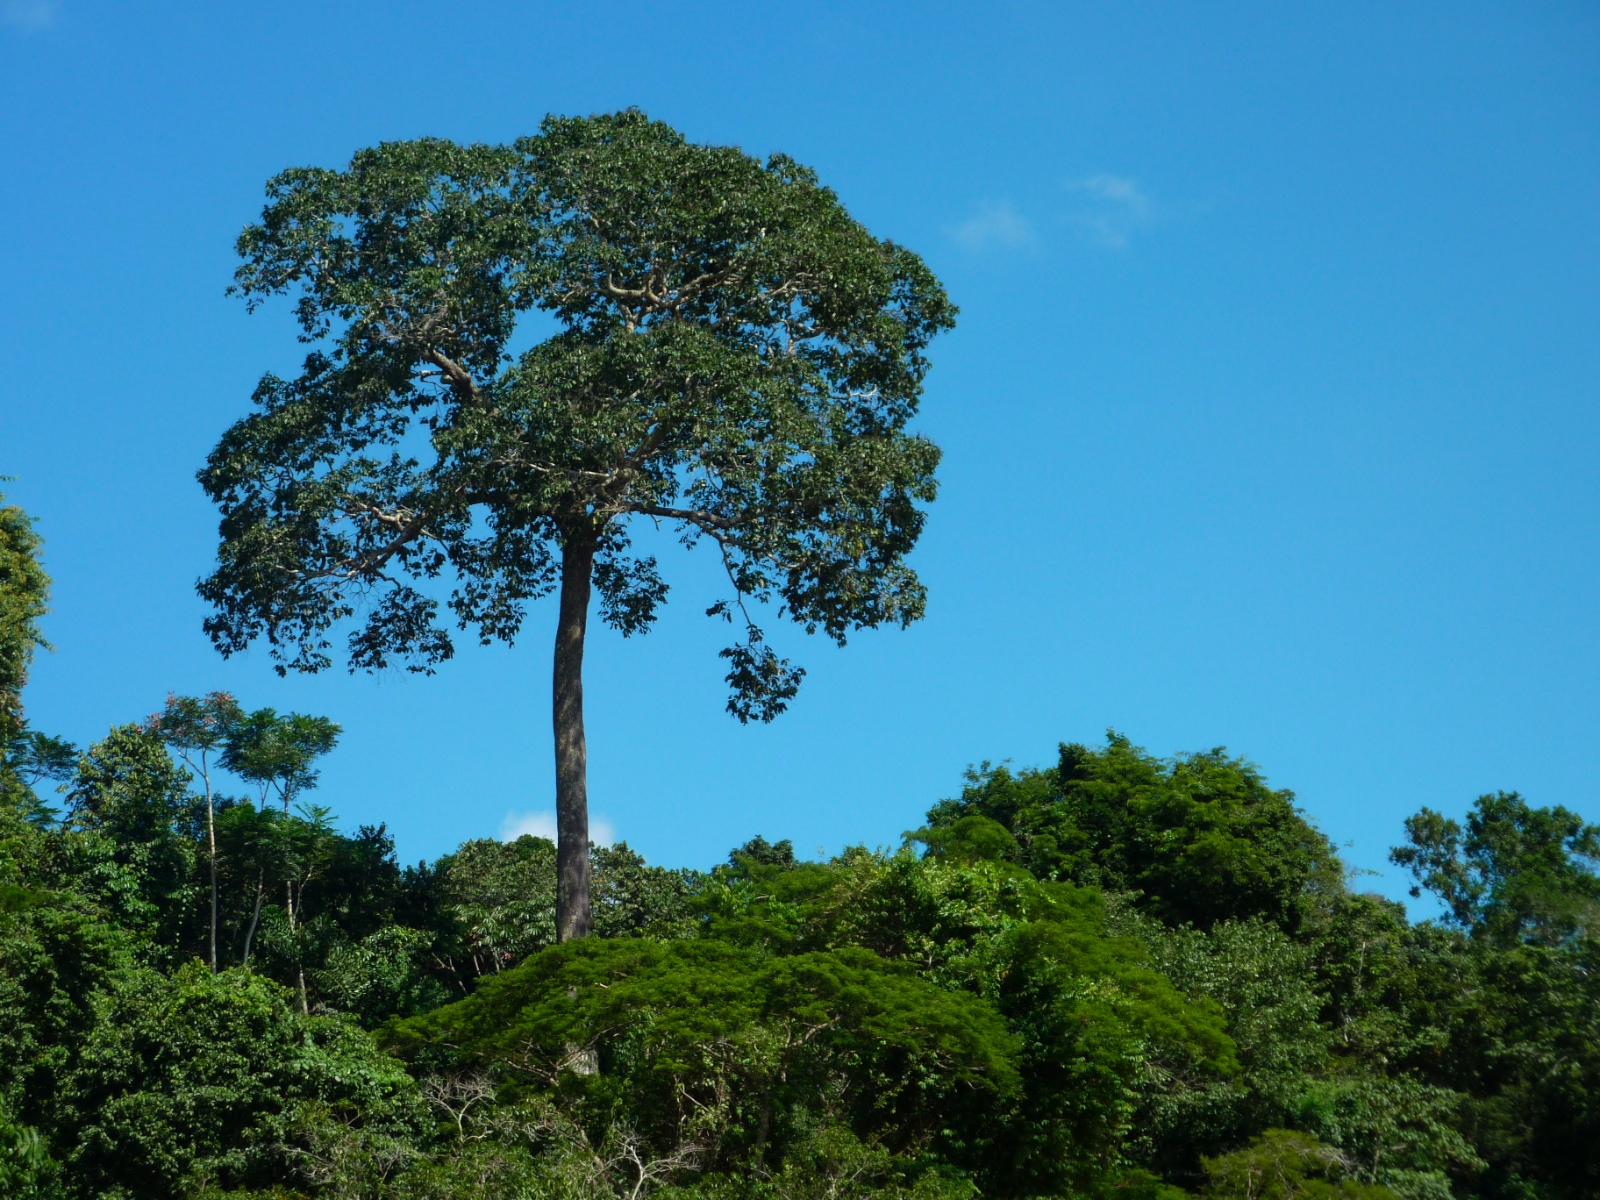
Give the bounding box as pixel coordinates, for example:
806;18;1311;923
4;502;1596;1200
201;111;952;706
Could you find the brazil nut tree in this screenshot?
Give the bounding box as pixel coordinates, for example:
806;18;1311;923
198;111;955;939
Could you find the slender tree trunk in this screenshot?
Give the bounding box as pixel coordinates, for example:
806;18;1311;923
242;870;265;966
553;530;596;941
208;811;218;971
203;756;217;974
284;876;311;1014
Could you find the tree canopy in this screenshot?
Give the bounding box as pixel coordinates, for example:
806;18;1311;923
1392;790;1600;945
922;734;1345;934
3;652;1597;1198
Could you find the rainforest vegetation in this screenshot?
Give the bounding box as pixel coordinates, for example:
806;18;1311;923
3;488;1598;1200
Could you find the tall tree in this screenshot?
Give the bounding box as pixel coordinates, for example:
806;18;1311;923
216;707;340;997
147;692;243;972
198;111;955;938
219;707;340;813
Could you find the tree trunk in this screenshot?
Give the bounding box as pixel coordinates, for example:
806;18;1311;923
287;878;307;1013
203;761;217;973
242;870;265;966
553;531;596;941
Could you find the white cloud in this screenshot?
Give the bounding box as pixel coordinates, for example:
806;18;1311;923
1066;174;1156;249
948;200;1036;252
2;0;58;31
500;809;615;846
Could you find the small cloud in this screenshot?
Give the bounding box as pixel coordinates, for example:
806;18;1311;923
500;810;557;841
948;200;1036;252
499;809;615;846
1066;174;1156;249
2;0;59;30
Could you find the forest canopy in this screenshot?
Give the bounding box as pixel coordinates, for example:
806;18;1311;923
4;495;1597;1200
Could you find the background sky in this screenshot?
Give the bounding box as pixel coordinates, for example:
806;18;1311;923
2;1;1597;908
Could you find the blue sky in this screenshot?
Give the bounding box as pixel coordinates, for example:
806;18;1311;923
2;2;1596;907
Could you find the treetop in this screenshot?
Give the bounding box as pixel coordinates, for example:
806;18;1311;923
201;111;956;721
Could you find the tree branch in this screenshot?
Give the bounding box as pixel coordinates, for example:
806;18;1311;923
423;347;483;406
634;504;739;535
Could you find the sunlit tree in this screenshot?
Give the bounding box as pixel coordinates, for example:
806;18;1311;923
199;111;955;937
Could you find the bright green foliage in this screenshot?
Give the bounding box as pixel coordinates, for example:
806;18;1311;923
1200;1130;1400;1199
213;800;291;962
0;869;425;1199
589;842;700;940
0;885;140;1135
926;734;1345;934
1116;891;1488;1196
1307;893;1416;1066
313;924;449;1026
220;810;410;1002
1116;912;1328;1166
691;847;1238;1192
1292;1078;1481;1200
4;657;1598;1200
1087;1169;1193;1200
63;724;201;949
433;834;559;974
387;937;1018;1171
907;815;1017;864
977;899;1235;1194
56;964;424;1197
